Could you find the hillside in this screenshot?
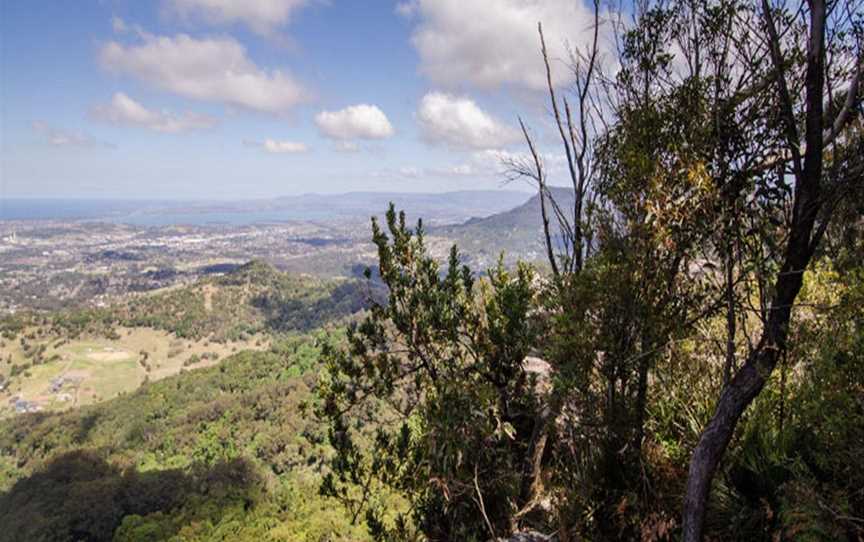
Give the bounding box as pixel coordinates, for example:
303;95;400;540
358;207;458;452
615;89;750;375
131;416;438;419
113;260;375;340
6;260;377;342
0;263;387;538
0;262;381;417
0;337;375;541
432;186;575;267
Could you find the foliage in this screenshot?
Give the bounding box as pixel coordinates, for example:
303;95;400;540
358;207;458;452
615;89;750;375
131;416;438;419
4;261;374;344
0;334;373;542
722;264;864;539
318;206;544;540
3;0;862;538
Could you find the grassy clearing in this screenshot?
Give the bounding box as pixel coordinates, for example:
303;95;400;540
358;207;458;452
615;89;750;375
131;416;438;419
0;262;368;418
0;326;268;418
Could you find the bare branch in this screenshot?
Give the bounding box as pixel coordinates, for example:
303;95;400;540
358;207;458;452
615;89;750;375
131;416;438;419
519;117;560;277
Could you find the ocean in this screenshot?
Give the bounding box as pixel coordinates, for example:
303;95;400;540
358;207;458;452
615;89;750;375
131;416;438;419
0;199;300;227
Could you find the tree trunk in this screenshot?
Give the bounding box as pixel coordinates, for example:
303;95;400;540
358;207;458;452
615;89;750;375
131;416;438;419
681;344;778;539
682;216;821;538
683;1;827;535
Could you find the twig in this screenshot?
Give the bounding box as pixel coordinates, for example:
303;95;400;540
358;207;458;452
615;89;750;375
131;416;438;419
475;463;496;540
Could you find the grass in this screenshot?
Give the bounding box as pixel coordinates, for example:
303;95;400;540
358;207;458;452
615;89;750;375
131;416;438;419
0;261;370;418
0;326;268;418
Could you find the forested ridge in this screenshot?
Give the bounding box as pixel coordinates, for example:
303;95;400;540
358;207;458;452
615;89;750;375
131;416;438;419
0;335;379;542
0;260;376;342
1;0;863;540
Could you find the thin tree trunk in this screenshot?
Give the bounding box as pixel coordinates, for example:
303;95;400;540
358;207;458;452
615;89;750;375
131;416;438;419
682;340;781;539
682;0;828;537
683;221;822;538
722;232;736;387
519;117;560;278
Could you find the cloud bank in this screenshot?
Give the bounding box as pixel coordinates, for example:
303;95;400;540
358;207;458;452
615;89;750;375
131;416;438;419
99;32;309;113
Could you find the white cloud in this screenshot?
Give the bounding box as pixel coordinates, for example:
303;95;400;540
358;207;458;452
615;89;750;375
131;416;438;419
99;32;309;113
112;16;128;33
417;92;519;150
395;1;418;18
372;148;567;184
263;139;308;153
471;148;569;183
398;166;422;178
426;164;479;177
474;148;526;167
92;92;217;133
408;0;603;90
166;0;309;35
375;162;482;180
315;104;394;140
244;138;308;153
442;163;475;176
32;122;112;149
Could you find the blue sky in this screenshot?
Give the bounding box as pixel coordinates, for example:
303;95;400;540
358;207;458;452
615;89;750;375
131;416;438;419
1;0;600;199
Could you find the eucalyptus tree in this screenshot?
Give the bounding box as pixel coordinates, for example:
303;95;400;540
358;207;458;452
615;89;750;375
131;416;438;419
682;0;863;537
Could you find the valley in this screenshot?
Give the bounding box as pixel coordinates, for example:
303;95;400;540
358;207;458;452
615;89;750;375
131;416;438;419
0;191;550;539
0;258;379;418
0;190;544;314
0;255;384;540
0;326;268;417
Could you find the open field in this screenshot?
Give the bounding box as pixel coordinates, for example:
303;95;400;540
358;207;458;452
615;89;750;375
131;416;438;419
0;326;268;417
0;261;369;419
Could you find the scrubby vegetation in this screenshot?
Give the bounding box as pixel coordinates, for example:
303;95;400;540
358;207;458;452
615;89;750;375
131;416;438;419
317;209;862;541
314;0;863;539
0;334;376;542
1;261;377;344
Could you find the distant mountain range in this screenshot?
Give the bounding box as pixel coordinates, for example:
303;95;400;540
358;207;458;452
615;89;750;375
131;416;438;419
257;190;535;224
1;191;534;227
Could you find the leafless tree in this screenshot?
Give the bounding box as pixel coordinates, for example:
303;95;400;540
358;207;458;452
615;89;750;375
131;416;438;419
506;1;605;278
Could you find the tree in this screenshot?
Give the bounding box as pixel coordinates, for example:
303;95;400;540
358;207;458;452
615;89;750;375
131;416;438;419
507;6;604;277
507;6;750;533
314;1;862;538
682;0;863;537
317;206;543;540
512;0;862;537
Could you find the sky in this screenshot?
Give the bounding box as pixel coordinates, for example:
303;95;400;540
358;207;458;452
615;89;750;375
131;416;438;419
0;0;603;199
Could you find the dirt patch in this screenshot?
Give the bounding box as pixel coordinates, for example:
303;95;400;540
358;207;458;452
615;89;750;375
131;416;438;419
202;285;215;312
88;351;130;362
